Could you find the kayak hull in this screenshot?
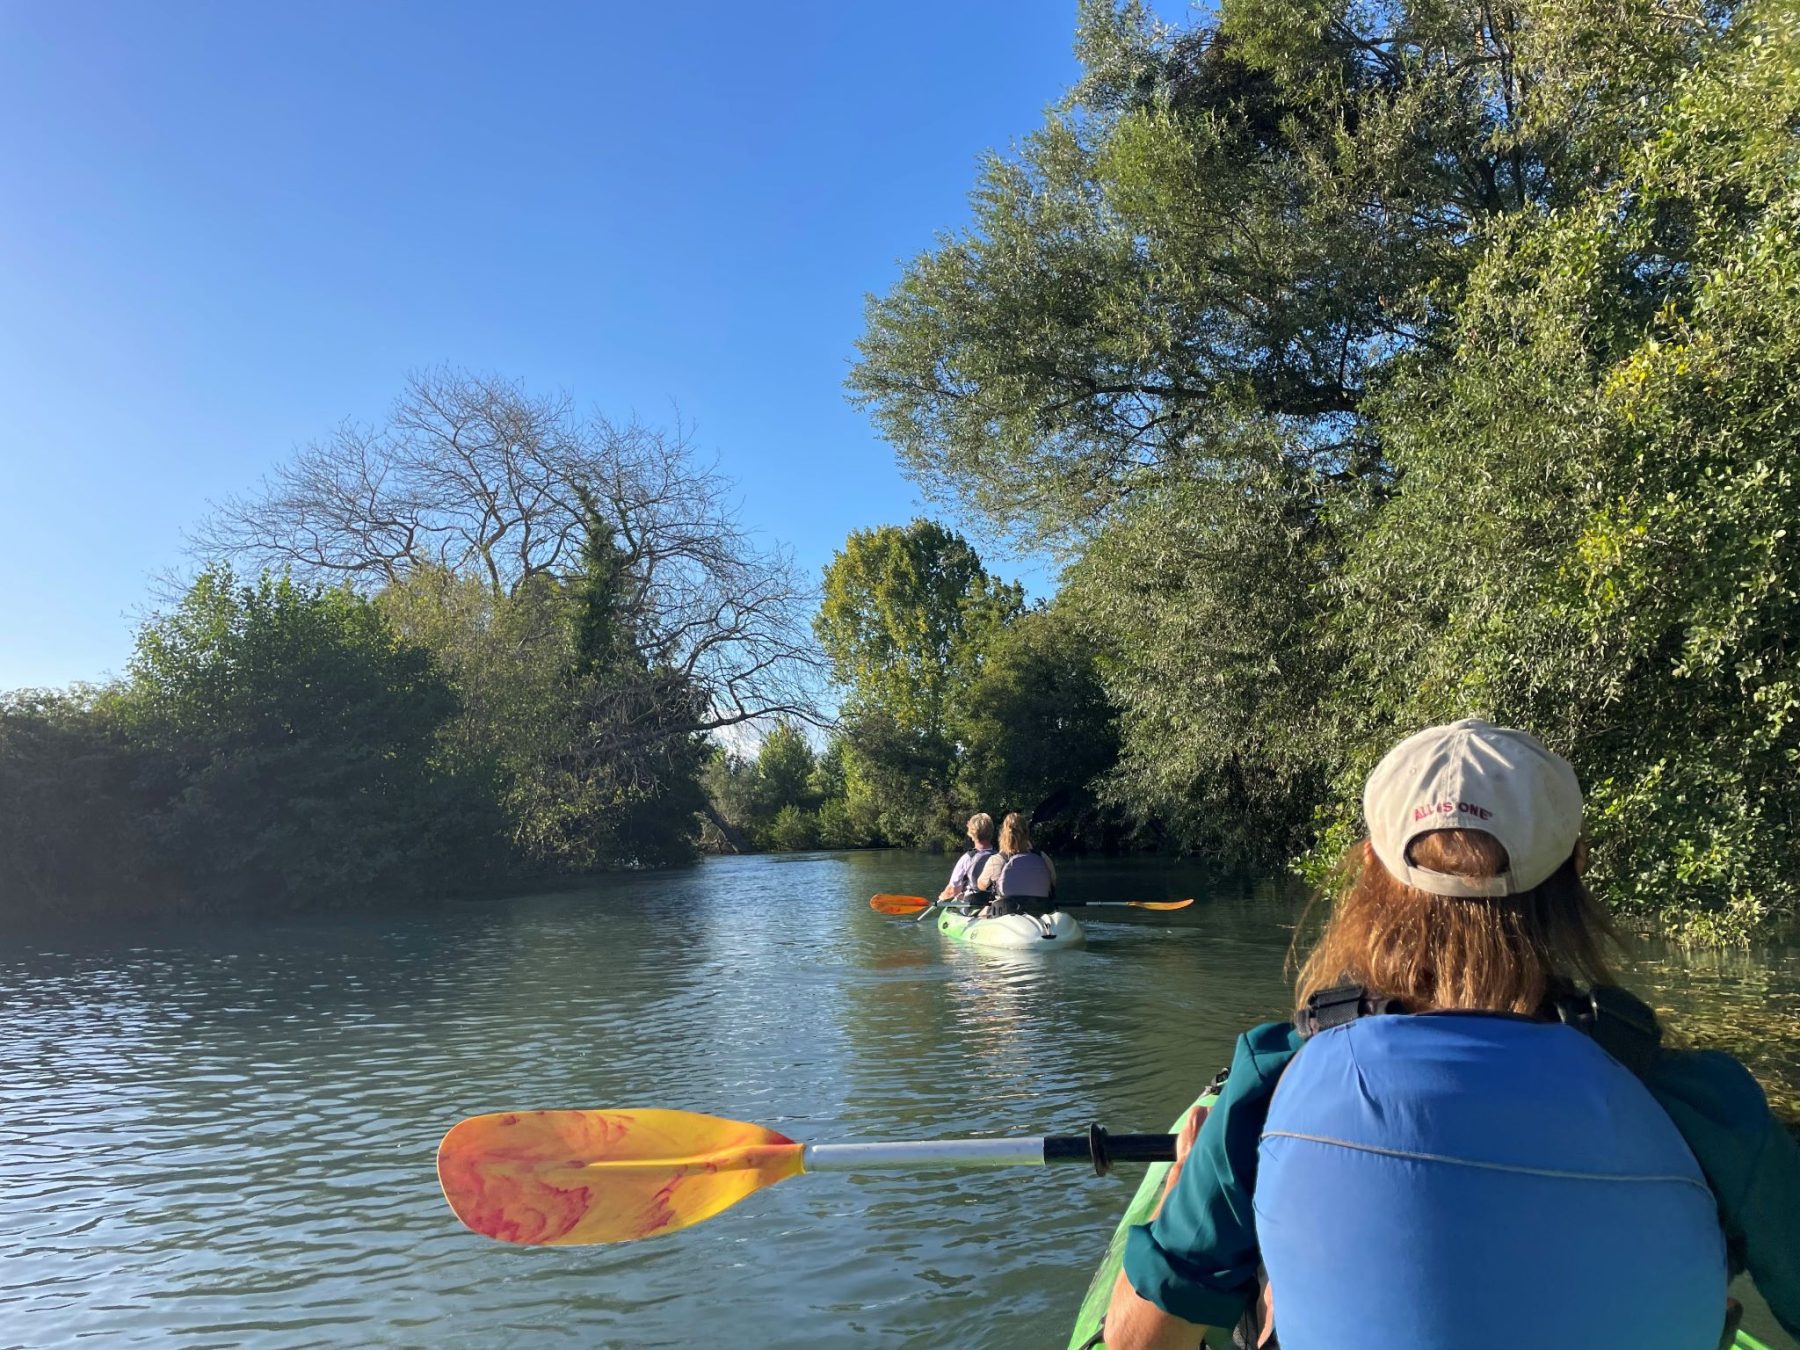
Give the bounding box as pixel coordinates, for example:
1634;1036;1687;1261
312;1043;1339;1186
1063;1096;1772;1350
937;907;1085;950
1066;1096;1210;1350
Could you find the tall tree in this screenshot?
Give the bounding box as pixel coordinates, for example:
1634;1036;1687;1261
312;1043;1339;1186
814;521;1024;845
196;368;824;744
847;0;1725;862
815;520;1023;737
850;0;1722;544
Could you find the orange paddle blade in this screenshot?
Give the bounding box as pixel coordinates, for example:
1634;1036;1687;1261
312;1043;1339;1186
870;893;931;915
1128;898;1195;911
437;1108;804;1246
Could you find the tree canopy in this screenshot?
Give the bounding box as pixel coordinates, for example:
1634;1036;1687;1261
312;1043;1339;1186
843;0;1800;938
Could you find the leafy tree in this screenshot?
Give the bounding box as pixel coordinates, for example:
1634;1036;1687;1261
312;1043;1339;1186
953;608;1125;850
116;567;499;909
815;521;1024;845
697;721;822;852
750;722;819;823
849;0;1719;544
1315;0;1800;940
806;738;882;850
511;500;713;870
1061;430;1335;862
815;520;1023;738
846;0;1729;863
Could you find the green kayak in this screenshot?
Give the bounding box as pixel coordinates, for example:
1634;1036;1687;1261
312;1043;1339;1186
1065;1095;1772;1350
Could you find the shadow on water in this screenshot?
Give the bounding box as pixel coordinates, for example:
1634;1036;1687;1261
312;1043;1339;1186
0;851;1792;1348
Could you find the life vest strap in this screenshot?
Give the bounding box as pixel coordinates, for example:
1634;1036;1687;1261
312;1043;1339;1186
1295;982;1664;1080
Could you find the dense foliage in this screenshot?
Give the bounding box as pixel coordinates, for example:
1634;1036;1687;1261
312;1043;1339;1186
8;5;1798;939
847;0;1800;938
0;570;498;919
705;523;1125;855
0;375;824;920
1317;0;1800;940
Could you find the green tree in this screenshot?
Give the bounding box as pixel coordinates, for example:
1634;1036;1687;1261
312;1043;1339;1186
1061;433;1335;862
116;567;499;909
1316;0;1800;940
846;0;1727;864
953;608;1125;850
750;722;818;822
815;521;1023;739
815;521;1024;845
515;500;712;870
849;0;1718;543
698;721;823;852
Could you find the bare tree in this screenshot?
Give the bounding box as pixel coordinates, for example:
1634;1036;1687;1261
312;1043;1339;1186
193;368;826;738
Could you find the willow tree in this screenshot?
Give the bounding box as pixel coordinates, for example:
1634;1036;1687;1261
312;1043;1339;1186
1317;0;1800;941
850;0;1727;860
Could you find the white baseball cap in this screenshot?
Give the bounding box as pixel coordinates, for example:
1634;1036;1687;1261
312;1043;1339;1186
1363;718;1583;898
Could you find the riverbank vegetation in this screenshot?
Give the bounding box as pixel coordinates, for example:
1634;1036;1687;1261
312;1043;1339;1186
0;373;827;918
841;0;1800;941
4;2;1797;942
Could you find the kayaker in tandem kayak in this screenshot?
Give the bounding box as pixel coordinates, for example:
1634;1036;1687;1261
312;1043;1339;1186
939;812;998;901
1101;719;1800;1350
970;811;1057;917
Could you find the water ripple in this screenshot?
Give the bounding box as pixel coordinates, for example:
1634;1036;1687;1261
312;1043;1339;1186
1;853;1793;1348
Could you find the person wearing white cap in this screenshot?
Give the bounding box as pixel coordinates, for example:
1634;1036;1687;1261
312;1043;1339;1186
1102;719;1800;1350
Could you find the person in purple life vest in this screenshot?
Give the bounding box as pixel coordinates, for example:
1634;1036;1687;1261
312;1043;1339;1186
972;812;1057;918
1103;719;1800;1350
939;813;998;900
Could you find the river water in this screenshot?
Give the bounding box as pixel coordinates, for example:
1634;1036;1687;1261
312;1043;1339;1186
2;852;1794;1349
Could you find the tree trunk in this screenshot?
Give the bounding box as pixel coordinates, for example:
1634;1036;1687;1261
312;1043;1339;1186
700;800;751;854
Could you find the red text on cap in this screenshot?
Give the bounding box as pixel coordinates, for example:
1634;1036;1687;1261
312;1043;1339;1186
1412;800;1494;823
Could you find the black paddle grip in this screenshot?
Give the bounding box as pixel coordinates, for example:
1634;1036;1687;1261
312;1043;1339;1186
1042;1126;1178;1175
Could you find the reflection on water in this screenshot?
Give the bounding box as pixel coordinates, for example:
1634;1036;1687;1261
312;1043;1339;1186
0;852;1792;1348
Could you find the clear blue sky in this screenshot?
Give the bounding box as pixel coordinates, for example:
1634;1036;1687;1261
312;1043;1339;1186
0;1;1180;691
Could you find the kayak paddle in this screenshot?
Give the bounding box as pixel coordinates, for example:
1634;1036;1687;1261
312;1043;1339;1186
869;894;1194;916
437;1108;1175;1246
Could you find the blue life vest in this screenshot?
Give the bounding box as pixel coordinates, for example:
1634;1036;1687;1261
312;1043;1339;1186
1254;1014;1726;1350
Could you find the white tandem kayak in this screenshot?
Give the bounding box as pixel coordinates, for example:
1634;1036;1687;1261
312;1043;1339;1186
935;905;1086;950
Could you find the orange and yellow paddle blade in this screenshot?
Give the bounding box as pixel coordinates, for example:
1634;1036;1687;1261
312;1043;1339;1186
437;1108;805;1246
1128;898;1195;911
870;893;931;915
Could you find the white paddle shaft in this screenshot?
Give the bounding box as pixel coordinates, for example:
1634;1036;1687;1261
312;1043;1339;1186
802;1138;1045;1171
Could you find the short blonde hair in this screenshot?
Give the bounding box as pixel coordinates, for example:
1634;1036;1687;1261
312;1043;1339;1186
998;812;1033;854
966;813;996;847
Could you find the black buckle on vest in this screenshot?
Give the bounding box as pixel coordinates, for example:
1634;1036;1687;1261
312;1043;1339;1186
1550;984;1662;1077
1298;984;1405;1038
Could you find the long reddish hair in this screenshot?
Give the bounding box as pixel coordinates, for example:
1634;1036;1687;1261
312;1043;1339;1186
1294;829;1617;1016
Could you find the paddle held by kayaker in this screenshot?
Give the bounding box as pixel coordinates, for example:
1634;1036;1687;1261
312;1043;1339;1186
940;812;998;900
1102;718;1800;1350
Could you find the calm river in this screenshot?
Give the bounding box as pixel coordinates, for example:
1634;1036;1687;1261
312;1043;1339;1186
3;852;1795;1348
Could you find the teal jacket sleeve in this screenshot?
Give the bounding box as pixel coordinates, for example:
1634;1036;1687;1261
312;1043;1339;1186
1122;1022;1302;1328
1646;1048;1800;1340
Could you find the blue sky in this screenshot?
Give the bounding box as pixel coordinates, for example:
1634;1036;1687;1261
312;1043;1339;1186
0;1;1186;691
